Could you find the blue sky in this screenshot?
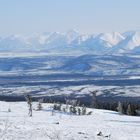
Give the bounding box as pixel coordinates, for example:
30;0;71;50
0;0;140;35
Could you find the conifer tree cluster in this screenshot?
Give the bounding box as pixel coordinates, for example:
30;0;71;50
52;102;92;116
117;101;136;116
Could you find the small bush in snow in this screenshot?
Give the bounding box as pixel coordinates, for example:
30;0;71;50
69;105;77;114
87;111;92;115
53;103;62;111
8;106;11;112
37;99;43;111
62;107;66;113
37;102;42;111
51;109;55;116
81;105;87;115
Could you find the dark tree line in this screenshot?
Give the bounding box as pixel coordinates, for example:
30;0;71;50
24;90;140;117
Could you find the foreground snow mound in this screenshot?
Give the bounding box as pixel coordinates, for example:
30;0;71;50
0;101;139;140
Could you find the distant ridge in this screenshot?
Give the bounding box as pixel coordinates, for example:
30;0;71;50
0;30;140;54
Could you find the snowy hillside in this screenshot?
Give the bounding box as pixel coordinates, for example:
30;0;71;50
0;54;140;76
1;30;140;54
0;101;139;140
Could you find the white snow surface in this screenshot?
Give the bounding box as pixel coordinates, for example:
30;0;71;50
0;101;139;140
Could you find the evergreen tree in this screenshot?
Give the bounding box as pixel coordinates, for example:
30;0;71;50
77;108;81;115
25;95;32;117
89;90;98;108
127;104;132;115
127;104;135;116
117;101;124;114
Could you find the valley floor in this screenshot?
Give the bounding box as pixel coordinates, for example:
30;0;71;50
0;101;140;140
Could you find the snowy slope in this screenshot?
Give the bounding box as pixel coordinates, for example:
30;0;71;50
0;101;139;140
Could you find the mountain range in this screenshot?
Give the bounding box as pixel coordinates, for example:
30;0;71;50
0;30;140;54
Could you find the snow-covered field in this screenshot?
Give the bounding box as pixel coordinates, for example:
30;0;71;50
0;101;139;140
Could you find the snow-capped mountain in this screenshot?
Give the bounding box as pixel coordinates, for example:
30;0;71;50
0;30;140;54
97;32;125;47
0;35;31;52
111;32;140;53
65;29;79;44
69;32;125;54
